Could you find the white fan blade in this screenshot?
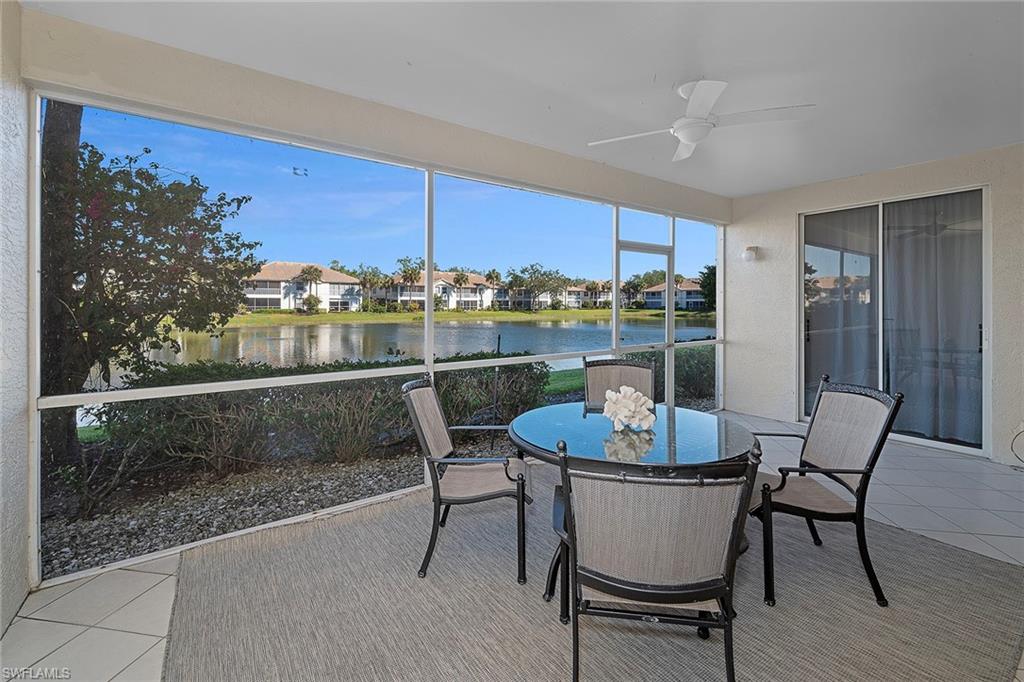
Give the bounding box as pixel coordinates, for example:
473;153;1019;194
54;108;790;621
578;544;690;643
684;80;728;119
714;104;816;128
672;140;696;161
587;129;671;147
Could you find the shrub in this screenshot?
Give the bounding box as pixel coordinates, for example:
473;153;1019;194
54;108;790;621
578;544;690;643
303;294;321;314
624;345;716;403
70;353;550;515
548;298;564;310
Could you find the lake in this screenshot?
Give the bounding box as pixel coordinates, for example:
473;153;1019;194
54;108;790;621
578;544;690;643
149;317;715;370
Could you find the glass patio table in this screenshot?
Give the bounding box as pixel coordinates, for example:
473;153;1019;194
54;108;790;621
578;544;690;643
509;402;758;621
508;402;758;466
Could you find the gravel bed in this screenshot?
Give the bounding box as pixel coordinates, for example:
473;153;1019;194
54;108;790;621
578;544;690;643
41;451;424;579
41;400;718;578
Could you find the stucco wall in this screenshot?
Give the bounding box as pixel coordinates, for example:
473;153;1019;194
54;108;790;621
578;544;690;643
18;9;731;225
724;144;1024;465
1;0;31;632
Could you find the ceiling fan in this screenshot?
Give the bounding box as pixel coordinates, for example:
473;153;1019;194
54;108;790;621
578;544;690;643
587;80;816;161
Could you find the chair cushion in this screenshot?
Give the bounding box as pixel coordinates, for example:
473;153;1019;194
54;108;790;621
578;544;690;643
749;472;854;515
580;586;721;614
438;458;532;501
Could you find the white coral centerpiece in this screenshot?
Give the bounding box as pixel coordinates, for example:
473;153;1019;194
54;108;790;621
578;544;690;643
603;428;655;462
602;385;656;432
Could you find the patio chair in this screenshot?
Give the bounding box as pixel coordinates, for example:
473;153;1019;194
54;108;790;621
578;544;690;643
556;441;761;682
583;358;656;410
401;376;532;583
748;374;903;607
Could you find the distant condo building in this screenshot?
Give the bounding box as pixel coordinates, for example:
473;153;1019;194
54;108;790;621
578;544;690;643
244;263;703;312
242;261;361;311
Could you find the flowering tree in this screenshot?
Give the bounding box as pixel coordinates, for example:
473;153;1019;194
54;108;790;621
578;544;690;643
40;100;262;463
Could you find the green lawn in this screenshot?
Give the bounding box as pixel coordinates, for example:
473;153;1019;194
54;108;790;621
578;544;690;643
545;368;584;395
77;424;108;444
226;308;715;328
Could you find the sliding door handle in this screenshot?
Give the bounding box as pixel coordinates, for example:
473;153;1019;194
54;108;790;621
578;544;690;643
978;323;983;353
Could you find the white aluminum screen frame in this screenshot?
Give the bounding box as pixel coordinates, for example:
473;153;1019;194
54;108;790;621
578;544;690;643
26;85;724;585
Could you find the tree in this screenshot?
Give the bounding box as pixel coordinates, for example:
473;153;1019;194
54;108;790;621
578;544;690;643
697;264;716;310
297;265;322;288
511;263;569;310
505;269;527;310
303;294;322;314
354;263;387;309
452;271;469;288
328;260;357;277
484;269;502;287
39;100;262;468
622;275;644;305
804;262;823;302
395;256;425;310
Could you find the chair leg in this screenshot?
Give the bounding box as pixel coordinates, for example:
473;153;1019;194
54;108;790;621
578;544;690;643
571;574;580;682
697;611;710;640
761;486;776;606
559;542;570;624
856;516;888;607
543;545;561;602
806;517;823;546
724;621;735;682
439;504;451;528
418;498;442;578
516;476;527;585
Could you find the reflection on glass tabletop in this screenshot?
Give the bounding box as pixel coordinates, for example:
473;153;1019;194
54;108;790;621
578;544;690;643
509;402;756;465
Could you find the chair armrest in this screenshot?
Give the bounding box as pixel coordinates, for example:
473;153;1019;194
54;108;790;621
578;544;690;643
427;456;525;484
765;465;868;495
778;466;868;476
751;432;806;440
448;425;509;432
425;456;509;465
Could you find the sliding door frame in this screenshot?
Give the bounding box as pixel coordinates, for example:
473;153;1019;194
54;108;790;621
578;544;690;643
797;184;992;458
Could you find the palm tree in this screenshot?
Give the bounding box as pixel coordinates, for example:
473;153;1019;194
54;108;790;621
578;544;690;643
355;263;386;310
485;268;501;287
622;275;643;307
452;271;469;310
296;265;322;311
396;256;425;310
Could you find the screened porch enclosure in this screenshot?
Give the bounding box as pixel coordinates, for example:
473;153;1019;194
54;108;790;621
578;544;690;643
33;96;721;579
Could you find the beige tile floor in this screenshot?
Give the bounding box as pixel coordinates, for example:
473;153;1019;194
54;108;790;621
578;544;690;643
3;412;1023;682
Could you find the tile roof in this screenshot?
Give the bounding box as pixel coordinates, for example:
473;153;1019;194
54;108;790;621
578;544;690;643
251;261;358;284
391;271;495;287
643;278;703;293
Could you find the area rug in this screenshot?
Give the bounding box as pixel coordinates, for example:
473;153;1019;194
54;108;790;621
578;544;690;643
165;465;1024;681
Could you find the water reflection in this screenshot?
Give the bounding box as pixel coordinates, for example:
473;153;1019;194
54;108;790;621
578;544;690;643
149;318;714;368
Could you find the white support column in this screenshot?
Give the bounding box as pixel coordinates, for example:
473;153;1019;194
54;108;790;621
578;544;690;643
611;206;620;355
665;217;676;409
424;170;435;376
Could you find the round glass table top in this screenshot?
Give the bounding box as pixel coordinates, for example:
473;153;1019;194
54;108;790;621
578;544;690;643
509;402;757;465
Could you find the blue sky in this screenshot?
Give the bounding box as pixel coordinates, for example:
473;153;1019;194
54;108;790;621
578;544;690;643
70;101;716;279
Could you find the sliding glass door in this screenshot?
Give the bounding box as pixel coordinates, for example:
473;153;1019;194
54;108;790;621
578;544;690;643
803;206;879;414
802;189;984;448
882;190;983;447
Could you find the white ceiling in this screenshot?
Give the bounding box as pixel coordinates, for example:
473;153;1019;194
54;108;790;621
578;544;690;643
29;2;1024;197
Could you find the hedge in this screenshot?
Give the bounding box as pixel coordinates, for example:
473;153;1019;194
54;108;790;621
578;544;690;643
69;353;549;515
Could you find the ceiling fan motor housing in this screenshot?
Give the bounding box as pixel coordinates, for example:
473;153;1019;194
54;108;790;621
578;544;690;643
672;120;714;144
